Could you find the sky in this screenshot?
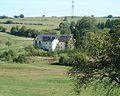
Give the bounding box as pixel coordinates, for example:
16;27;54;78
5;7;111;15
0;0;120;17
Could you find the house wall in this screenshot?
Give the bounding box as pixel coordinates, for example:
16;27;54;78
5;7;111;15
52;39;59;51
41;42;52;51
33;36;42;48
57;42;66;50
33;35;74;51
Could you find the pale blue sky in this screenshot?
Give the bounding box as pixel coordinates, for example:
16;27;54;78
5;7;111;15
0;0;120;17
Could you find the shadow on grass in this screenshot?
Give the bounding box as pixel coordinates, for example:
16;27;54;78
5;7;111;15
50;62;71;67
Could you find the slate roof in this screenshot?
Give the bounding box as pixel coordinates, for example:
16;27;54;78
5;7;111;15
37;34;73;42
58;35;72;42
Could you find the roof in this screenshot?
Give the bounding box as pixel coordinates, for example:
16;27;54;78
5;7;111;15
59;35;72;42
37;34;73;42
43;36;56;42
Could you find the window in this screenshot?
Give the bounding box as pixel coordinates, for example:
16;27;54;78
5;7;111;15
35;41;37;45
39;41;41;46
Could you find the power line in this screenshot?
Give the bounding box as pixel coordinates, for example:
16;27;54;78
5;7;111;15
72;0;74;19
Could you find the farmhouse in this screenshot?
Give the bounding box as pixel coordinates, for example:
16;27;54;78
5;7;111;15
33;34;74;51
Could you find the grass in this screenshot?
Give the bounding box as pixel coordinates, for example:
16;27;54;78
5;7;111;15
0;24;56;32
1;17;120;96
0;61;76;96
0;32;33;52
1;61;120;96
0;32;76;96
0;17;115;32
0;17;63;32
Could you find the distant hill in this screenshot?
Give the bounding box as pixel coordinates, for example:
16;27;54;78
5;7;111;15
0;17;118;32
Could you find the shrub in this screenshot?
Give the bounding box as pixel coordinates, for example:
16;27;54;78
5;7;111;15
0;26;6;32
13;54;27;63
24;45;57;57
59;53;70;66
5;20;14;24
0;50;16;61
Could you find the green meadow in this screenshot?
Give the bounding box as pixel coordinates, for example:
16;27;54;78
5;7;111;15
0;17;119;96
0;32;76;96
0;17;110;32
0;61;76;96
0;31;110;96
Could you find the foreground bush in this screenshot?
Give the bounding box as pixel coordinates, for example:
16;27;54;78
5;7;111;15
24;45;57;57
0;50;15;61
13;54;27;63
68;26;120;95
59;54;70;66
0;49;27;63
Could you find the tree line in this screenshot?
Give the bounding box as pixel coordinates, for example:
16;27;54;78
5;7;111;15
0;14;24;19
58;17;120;95
10;26;58;38
10;26;40;38
97;19;120;29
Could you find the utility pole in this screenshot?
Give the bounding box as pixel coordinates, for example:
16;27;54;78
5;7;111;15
71;0;74;19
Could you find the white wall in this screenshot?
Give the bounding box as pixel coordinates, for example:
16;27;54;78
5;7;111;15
52;39;59;51
33;35;60;51
41;42;52;51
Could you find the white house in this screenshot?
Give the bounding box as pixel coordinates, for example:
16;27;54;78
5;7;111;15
33;34;74;51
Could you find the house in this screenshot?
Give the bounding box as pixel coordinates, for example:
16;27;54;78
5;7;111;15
33;34;74;51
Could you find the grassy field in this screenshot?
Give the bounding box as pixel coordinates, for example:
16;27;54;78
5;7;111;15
0;32;76;96
0;32;33;52
1;60;117;96
0;17;112;32
0;61;76;96
0;30;107;96
1;17;120;96
0;17;63;32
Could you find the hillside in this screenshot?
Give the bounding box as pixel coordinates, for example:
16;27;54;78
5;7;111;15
0;32;33;51
0;32;76;96
1;17;120;96
0;17;112;32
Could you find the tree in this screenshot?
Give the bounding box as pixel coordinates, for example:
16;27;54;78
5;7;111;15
97;22;105;29
0;15;9;19
74;29;85;48
70;17;97;49
108;15;113;18
20;14;24;18
10;26;19;35
10;26;18;33
70;21;76;34
0;26;6;32
59;22;71;35
91;15;94;17
42;15;45;18
13;54;27;63
68;27;120;95
1;50;15;61
14;15;19;18
10;25;41;38
19;26;27;36
105;19;112;28
101;22;105;29
76;16;96;30
97;22;101;29
5;20;14;24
